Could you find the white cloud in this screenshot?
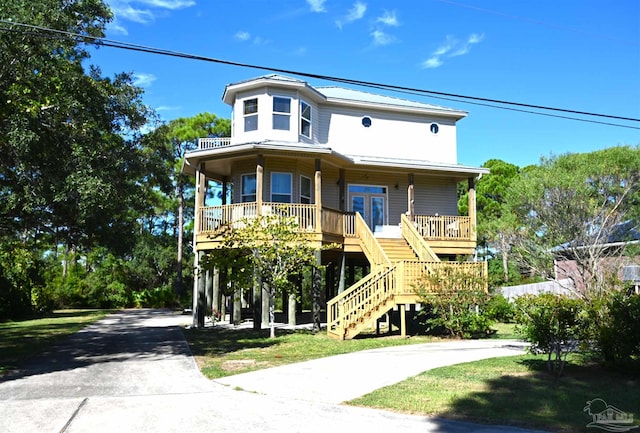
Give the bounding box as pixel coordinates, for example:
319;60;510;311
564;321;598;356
137;0;195;9
306;0;327;13
336;1;367;28
371;30;395;46
132;72;157;87
450;33;484;57
156;105;181;112
376;10;398;27
422;57;443;69
235;31;250;41
422;33;484;68
106;0;195;33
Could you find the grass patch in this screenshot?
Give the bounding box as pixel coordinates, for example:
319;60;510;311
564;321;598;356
183;327;437;379
489;322;518;339
348;354;639;433
0;309;111;376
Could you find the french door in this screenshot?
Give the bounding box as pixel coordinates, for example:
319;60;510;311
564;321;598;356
349;185;387;231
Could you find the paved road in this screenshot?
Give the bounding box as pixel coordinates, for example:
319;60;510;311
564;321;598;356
0;310;550;433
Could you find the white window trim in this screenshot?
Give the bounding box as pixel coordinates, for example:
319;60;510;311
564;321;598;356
243;98;258;132
270;172;293;203
272;96;291;131
241;173;257;203
300;175;312;204
300;100;311;138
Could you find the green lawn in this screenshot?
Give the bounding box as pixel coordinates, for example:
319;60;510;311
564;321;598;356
183;327;437;379
348;354;640;433
0;309;111;376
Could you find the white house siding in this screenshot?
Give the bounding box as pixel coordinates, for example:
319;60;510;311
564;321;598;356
230;88;318;145
320;105;458;164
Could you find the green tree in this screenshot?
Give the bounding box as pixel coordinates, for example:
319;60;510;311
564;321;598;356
506;146;640;298
459;159;520;284
210;215;329;338
147;113;230;297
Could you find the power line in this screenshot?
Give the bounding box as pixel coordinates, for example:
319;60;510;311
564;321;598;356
1;19;639;129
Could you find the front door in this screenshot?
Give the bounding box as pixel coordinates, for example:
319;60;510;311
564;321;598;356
349;185;387;231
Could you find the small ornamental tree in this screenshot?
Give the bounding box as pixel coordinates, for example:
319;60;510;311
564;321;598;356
210;214;331;338
514;294;583;376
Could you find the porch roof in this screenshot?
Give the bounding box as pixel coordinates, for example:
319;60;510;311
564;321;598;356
183;140;488;179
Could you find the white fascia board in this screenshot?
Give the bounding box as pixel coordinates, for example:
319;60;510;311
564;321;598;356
347;154;488;175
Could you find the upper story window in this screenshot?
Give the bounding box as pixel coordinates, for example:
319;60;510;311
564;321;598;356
241;174;256;202
272;97;291;130
300;175;312;204
271;173;292;203
244;98;258;132
300;101;311;138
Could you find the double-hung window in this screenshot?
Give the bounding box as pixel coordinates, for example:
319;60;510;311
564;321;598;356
241;174;256;202
244;98;258;132
300;101;311;138
271;173;292;203
272;97;291;130
300;176;312;204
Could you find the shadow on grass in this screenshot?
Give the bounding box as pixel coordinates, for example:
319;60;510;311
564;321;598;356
441;359;640;433
184;327;291;356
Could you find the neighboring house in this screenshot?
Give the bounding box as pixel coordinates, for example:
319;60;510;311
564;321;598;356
182;74;489;339
554;222;640;294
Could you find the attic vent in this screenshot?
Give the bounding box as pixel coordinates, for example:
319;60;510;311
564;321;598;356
362;116;372;127
430;123;439;134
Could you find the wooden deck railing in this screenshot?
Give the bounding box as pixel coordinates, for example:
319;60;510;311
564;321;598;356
413;215;472;241
198;205;473;245
198;202;315;233
355;212;390;268
197;137;232;149
327;260;487;339
401;214;440;262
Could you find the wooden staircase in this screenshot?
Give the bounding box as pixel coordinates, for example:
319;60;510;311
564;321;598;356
327;214;487;340
328;216;440;340
376;238;418;262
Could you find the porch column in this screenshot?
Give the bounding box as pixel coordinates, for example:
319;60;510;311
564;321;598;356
195;163;206;234
400;304;407;337
407;173;415;217
338;252;347;294
222;176;229;205
252;265;262;331
212;266;221;314
468;177;477;242
193;251;206;328
338;168;346;211
312;250;322;333
256;155;264;215
315;159;322;231
192;163;207;328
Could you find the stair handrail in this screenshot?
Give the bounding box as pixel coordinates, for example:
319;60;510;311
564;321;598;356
401;213;440;262
327;265;396;339
355;212;391;269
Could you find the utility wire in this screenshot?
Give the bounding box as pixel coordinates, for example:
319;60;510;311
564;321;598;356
1;19;639;129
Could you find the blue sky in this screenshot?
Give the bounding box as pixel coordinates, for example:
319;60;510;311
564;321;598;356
89;0;640;168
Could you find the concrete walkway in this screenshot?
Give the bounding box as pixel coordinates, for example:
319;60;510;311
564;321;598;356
0;310;550;433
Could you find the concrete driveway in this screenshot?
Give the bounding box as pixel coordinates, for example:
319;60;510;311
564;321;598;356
0;309;550;433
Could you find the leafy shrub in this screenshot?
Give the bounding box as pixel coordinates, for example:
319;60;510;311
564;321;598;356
486;293;515;322
514;294;583;375
584;291;640;367
133;285;176;308
420;289;494;338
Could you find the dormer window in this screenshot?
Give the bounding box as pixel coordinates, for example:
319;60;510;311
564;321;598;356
273;97;291;130
244;98;258;132
300;101;311;138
